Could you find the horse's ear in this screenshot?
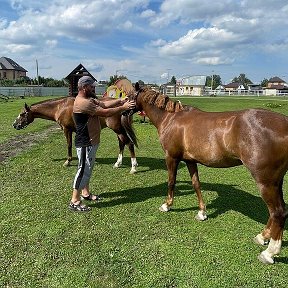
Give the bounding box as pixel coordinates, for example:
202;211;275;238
24;103;30;111
135;82;140;92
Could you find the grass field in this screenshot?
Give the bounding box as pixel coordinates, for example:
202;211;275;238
1;95;288;287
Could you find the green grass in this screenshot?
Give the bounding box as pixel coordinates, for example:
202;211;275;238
1;96;288;287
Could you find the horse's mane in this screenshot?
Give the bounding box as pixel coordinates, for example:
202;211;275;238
140;88;187;112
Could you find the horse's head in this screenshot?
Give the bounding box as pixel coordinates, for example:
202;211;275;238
122;82;143;117
12;103;34;130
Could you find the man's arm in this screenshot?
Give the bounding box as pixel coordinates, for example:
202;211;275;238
98;98;125;108
94;100;135;117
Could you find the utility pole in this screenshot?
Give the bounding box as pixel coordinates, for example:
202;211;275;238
211;70;214;94
36;59;39;86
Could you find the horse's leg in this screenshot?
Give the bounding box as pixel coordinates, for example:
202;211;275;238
186;162;207;221
63;128;73;167
254;178;285;246
113;136;124;169
160;156;179;212
255;180;287;264
128;142;138;174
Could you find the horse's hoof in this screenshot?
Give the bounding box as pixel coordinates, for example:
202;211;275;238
195;210;207;221
113;163;120;168
63;161;70;167
129;169;137;174
258;251;274;264
159;203;170;212
253;234;269;246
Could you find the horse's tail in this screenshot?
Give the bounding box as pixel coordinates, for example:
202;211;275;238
121;114;138;148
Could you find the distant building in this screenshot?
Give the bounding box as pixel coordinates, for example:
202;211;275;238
264;76;288;95
224;82;246;92
65;63;96;97
0;56;27;80
176;75;207;96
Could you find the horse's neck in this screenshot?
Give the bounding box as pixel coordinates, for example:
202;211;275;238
31;103;57;121
142;102;167;128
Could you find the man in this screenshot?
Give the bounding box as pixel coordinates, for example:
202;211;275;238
69;75;135;212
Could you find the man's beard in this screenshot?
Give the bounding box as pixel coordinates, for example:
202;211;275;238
86;91;97;99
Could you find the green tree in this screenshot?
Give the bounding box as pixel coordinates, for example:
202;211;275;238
206;74;222;90
137;80;145;86
261;78;269;87
107;75;127;86
170;76;176;85
232;73;252;85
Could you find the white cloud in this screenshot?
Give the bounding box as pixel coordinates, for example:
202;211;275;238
6;43;33;53
2;0;288;83
140;9;156;18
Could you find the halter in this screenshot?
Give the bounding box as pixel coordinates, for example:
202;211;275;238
121;89;141;117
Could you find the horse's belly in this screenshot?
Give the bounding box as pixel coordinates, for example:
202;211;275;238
184;150;242;168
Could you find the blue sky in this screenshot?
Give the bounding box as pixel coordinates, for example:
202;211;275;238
1;0;288;84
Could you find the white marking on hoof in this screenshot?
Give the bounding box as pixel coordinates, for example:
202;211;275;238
254;234;268;246
195;210;207;221
159;203;170;212
113;162;121;168
113;154;123;168
258;251;274;264
129;167;137;174
63;160;70;167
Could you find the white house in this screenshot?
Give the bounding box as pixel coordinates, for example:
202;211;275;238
176;75;206;96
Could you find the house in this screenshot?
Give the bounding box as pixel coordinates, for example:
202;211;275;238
176;75;206;96
224;82;246;92
267;76;286;88
264;76;288;95
0;56;27;80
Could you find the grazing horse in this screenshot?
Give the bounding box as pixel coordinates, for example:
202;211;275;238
13;96;138;173
125;84;288;264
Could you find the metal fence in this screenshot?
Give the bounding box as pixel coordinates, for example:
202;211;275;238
0;85;108;98
0;86;69;97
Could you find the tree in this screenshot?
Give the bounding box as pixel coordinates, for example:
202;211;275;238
232;73;252;85
137;80;145;86
206;74;222;90
261;78;269;87
170;76;176;85
107;75;127;86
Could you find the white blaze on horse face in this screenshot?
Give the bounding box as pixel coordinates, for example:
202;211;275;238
113;153;123;168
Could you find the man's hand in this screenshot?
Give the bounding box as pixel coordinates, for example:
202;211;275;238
123;100;136;110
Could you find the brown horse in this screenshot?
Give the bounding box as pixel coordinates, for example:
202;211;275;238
13;96;138;173
125;84;288;264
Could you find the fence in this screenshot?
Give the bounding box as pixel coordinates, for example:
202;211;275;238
0;85;108;98
0;86;69;97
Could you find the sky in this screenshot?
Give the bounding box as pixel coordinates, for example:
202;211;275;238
1;0;288;84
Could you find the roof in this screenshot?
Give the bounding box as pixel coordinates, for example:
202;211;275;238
268;76;285;83
179;75;206;86
225;82;243;88
65;63;96;81
0;56;27;72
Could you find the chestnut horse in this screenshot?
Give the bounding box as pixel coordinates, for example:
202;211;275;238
125;84;288;264
13;96;138;173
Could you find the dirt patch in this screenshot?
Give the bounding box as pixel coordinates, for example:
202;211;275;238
0;125;60;163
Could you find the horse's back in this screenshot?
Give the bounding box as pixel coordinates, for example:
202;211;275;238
161;108;288;168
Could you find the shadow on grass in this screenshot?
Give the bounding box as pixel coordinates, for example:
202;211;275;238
96;179;287;231
53;156;183;171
